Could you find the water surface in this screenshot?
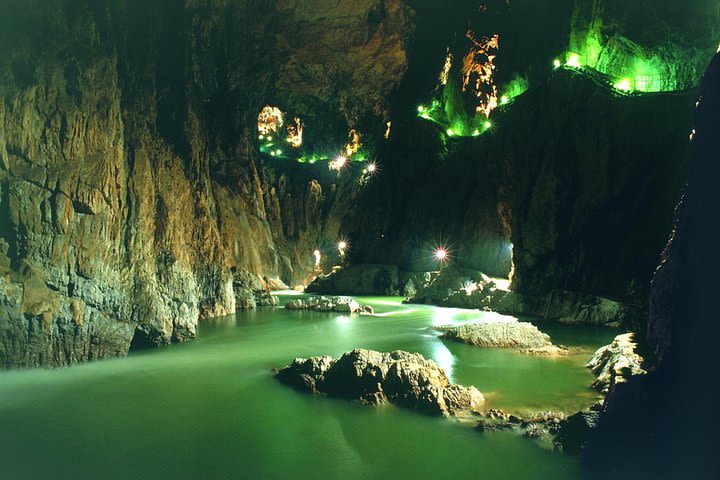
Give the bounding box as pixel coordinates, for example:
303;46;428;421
0;295;618;479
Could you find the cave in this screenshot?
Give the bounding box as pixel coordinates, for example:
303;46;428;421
0;1;718;479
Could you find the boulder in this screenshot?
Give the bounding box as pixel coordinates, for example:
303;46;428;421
275;349;484;417
587;333;646;393
440;322;568;356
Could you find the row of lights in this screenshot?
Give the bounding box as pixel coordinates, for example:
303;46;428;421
553;53;636;93
313;240;350;267
418;105;495;139
329;155;378;174
314;243;448;266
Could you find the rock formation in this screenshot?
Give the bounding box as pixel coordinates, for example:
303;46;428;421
583;53;720;479
473;406;604;455
0;0;413;367
407;267;631;326
275;348;484;417
586;333;645;393
440;322;568;356
284;296;373;314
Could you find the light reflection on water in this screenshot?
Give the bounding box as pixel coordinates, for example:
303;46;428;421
429;339;456;382
0;294;620;480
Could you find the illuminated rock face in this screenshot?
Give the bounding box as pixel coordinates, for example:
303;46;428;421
586;333;645;393
570;0;719;92
440;322;568;356
0;0;413;367
275;348;485;417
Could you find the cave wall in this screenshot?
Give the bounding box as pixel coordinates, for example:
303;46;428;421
0;0;717;368
0;0;413;367
344;71;692;304
342;0;713;309
583;52;720;480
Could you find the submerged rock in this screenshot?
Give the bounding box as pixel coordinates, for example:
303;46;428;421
439;322;568;356
285;296;373;314
587;333;646;393
474;409;566;444
275;349;484;417
474;407;602;454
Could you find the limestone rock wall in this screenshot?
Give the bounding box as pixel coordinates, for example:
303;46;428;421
0;0;413;368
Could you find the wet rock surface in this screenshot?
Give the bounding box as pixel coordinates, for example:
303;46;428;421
439;322;568;356
232;270;280;309
474;405;603;454
408;267;634;327
555;408;602;454
586;333;646;393
275;348;484;417
284;296;373;314
0;0;412;368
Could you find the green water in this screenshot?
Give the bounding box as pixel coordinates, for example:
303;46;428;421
0;295;618;480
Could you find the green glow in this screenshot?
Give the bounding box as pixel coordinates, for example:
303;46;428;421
484;121;492;129
267;136;273;141
500;75;529;104
417;105;426;113
446;128;454;137
472;129;480;137
566;53;581;68
567;25;688;93
614;78;632;91
553;59;561;68
583;36;603;67
421;112;431;120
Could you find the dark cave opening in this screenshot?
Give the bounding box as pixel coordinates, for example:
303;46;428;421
128;327;157;352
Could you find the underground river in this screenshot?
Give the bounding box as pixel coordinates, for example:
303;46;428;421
0;294;619;479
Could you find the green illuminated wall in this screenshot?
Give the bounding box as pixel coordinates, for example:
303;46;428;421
569;0;719;92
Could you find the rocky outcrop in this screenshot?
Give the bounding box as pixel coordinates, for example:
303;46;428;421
285;296;373;314
0;0;413;368
473;406;603;454
554;407;602;454
440;322;568;356
586;333;645;393
475;409;566;439
232;269;280;309
275;348;484;417
408;267;633;327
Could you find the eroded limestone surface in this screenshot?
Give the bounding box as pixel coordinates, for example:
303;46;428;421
275;348;484;417
587;333;646;393
440;322;568;356
284;296;373;314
